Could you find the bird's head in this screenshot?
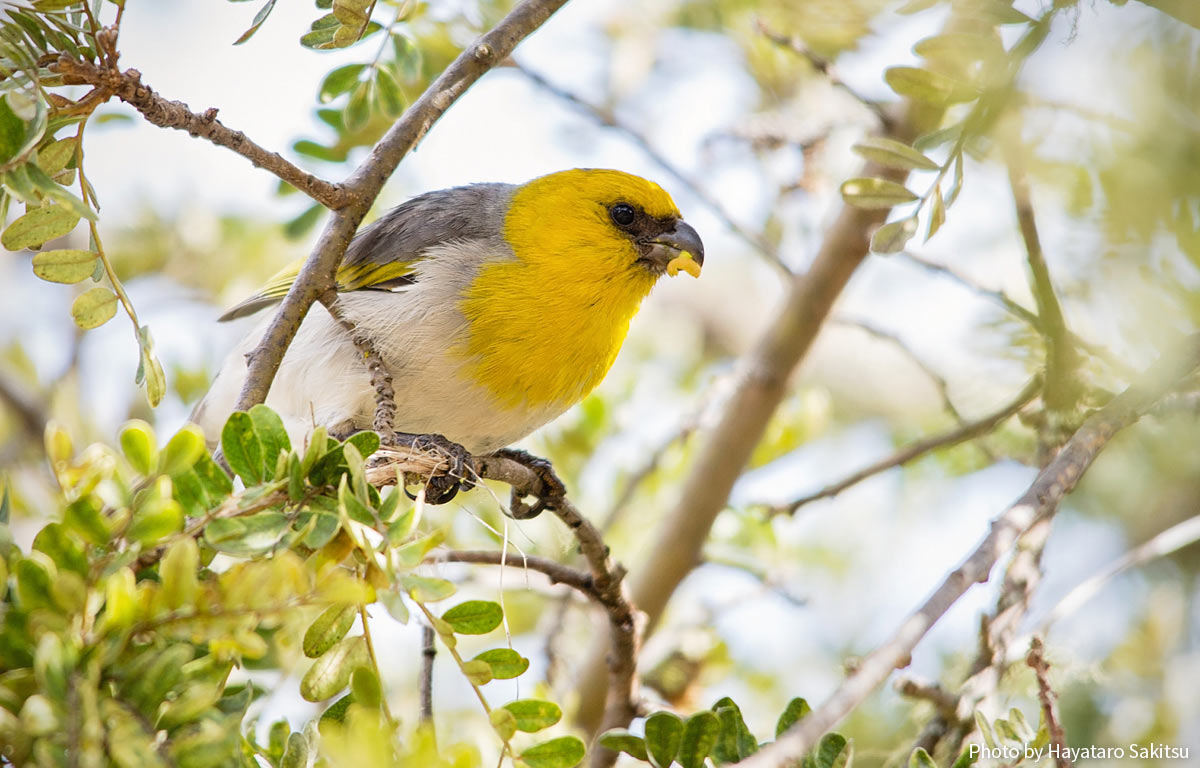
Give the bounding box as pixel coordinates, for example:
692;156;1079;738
503;169;704;284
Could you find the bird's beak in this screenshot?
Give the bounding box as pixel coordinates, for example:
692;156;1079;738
642;220;705;278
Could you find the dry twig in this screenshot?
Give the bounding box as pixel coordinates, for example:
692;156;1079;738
1027;636;1073;768
770;377;1040;516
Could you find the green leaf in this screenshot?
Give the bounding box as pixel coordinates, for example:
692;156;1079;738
63;496;108;546
712;698;757;762
461;659;493;686
319;694;354;724
300;635;367;702
303;603;358;658
840;177;918;209
30;248;96;283
597;730;648;762
349;666;381;707
284;203;323;239
160;424;205;476
950;745;978;768
913;32;1005;69
679;711;720;768
221;411;264;485
234;0;278;44
160;538;199;610
203;512;290;556
70;286;117;329
374;66;404;116
281;732;309;768
852;137;939;171
645;711;684;768
884;66;978;106
120;420;156;475
393;529;445;568
909;747;938;768
518;736;586;768
502;699;562;733
442;600;503;635
776;697;811;737
472;648;529;680
319;63;366;103
490;707;517;741
249;404;290;475
300;13;340;49
2;203;79;250
927;186;946;240
35;138;77;177
126;499;184;546
344;81;371;132
871;215;919;254
401;574;456;602
812;733;849;768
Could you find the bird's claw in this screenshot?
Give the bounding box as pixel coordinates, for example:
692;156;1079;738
388;432;474;505
490;448;566;519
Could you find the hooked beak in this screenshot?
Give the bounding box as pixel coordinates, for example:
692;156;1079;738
640;219;705;278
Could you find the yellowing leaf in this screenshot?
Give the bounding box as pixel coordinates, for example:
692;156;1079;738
71;286;118;329
840;177;919;209
3;204;80;251
30;249;95;283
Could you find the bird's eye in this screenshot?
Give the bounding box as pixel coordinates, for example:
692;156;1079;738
609;203;636;228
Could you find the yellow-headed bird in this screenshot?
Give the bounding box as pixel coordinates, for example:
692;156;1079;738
194;169;703;505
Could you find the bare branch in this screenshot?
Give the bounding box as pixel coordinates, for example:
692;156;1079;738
234;0;572;411
53;59;348;210
512;63;789;275
432;549;597;598
1027;636;1073;768
894;675;961;720
322;294;397;437
769;377;1040;516
734;334;1200;768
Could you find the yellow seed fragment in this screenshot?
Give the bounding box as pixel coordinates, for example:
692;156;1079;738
666;251;701;279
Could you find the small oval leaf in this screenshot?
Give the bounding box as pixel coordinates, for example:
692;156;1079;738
31;249;96;283
679;711;720;768
303;604;358;658
2;203;79;250
71;286;118;329
852;137;940;171
597;730;648;761
300;635;367;702
502;699;562;733
472;648;529;680
871;215;919;254
884;66;977;106
442;600;503;635
645;711;685;768
840;177;918;209
518;736;586;768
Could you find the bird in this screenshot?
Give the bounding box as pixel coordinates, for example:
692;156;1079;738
193;168;704;509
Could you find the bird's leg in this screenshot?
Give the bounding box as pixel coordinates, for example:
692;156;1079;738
486;448;567;519
390;431;474;505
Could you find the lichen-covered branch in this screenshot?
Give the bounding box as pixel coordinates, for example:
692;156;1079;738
733;334;1200;768
234;0;571;411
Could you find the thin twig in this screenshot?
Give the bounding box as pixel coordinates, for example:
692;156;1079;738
894;675;961;720
234;0;571;411
895;251;1136;380
770;377;1041;516
420;624;435;725
832;316;968;427
1037;513;1200;631
322;294;397;437
512;62;789;275
1027;636;1073;768
755;19;889;127
53;58;347;209
734;334;1200;768
431;550;597;598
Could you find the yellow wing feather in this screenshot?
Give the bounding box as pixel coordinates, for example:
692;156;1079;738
218;257;419;321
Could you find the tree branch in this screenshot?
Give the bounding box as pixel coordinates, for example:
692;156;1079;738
768;376;1040;516
52;59;348;210
420;624;436;726
233;0;571;411
431;549;597;598
734;333;1200;768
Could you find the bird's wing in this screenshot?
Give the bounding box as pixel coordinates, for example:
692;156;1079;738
219;182;515;322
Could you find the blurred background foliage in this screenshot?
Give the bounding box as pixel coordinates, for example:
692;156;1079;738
1;0;1199;766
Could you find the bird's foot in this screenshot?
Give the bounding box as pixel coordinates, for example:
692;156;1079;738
387;431;474;505
488;448;567;519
